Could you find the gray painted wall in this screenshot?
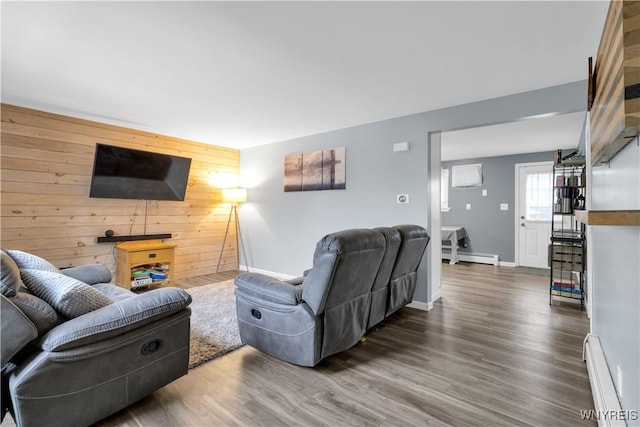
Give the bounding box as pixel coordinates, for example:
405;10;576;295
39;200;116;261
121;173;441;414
441;151;554;263
239;81;587;304
590;140;640;419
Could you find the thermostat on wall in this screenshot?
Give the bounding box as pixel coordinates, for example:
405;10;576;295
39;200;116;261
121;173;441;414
397;194;409;204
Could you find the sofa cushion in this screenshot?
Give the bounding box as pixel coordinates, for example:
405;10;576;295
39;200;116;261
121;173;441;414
9;291;60;335
1;250;23;297
20;269;114;319
6;250;59;273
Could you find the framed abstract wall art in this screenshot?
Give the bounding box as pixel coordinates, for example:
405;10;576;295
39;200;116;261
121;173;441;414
284;147;345;192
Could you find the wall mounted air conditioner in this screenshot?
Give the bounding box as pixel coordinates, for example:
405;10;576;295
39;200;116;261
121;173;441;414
451;163;482;187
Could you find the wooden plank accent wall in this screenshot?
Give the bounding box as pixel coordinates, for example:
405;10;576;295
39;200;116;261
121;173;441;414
590;1;640;165
1;104;241;279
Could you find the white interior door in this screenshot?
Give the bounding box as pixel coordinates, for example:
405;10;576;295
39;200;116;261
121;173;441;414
517;162;553;268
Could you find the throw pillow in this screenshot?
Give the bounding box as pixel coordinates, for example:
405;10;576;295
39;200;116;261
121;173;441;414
6;250;59;273
20;269;114;319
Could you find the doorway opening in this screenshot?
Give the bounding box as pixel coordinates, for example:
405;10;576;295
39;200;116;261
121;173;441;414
429;111;586;304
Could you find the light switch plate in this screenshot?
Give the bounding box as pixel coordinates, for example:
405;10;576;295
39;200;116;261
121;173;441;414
397;194;409;204
482;189;487;196
466;203;471;210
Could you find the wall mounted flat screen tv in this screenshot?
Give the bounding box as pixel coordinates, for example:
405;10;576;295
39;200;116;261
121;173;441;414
89;143;192;201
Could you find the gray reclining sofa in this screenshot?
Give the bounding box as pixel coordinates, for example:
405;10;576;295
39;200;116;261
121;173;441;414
1;249;192;427
234;225;430;367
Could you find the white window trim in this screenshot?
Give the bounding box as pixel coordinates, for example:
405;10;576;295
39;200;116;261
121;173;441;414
441;168;451;212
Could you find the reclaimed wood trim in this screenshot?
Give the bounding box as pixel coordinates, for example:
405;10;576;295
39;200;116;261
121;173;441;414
574;209;640;226
591;1;640;164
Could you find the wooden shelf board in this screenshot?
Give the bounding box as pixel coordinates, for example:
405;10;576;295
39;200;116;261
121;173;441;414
574;210;640;226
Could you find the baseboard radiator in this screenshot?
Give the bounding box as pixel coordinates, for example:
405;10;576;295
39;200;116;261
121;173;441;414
441;247;499;266
583;334;626;427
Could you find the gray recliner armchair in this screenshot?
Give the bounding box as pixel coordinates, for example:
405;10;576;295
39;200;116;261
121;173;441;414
1;249;192;427
234;225;430;367
234;228;387;367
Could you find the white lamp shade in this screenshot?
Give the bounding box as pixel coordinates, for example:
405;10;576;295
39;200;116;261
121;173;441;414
222;188;247;204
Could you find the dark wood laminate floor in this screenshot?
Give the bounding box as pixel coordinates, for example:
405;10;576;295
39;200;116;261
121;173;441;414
77;264;599;425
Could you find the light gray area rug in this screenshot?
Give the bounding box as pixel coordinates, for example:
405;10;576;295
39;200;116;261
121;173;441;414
185;279;243;369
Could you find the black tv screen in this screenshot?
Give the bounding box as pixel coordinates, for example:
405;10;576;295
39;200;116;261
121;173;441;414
89;143;192;201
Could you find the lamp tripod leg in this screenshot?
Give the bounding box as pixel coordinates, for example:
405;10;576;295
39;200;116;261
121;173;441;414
235;206;249;271
216;205;234;273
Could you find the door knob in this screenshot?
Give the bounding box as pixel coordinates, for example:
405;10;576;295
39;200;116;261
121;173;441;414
521;223;526;227
520;216;525;220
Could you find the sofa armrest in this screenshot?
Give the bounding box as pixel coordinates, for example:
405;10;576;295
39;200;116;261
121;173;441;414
283;276;304;286
280;268;310;286
61;264;112;285
234;273;302;305
40;287;191;352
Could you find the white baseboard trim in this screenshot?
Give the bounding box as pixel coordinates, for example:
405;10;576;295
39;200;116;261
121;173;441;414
499;261;516;267
407;294;441;312
583;334;625;427
442;251;499;266
406;300;433;311
238;265;297;280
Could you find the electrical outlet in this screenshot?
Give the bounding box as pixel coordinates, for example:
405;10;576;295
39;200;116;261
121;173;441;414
500;203;509;211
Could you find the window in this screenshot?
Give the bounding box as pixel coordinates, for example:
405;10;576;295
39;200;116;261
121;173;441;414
441;168;450;211
525;172;553;221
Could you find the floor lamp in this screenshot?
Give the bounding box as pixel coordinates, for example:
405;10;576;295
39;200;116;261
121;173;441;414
216;188;248;273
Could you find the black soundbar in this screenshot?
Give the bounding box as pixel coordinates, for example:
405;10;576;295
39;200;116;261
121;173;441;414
96;233;172;243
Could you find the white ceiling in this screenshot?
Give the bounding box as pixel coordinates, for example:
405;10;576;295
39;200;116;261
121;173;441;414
1;1;609;151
